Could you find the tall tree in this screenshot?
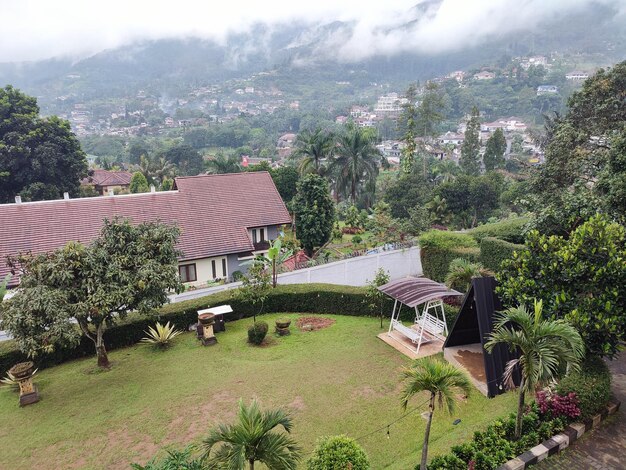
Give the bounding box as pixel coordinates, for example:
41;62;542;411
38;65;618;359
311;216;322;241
485;301;584;440
331;125;382;204
0;86;88;203
483;128;507;171
165;144;204;176
292;174;335;257
129;171;150;193
400;358;472;470
201;399;301;470
399;84;419;174
1;219;182;368
270;166;300;204
292;128;334;175
460;106;481;176
205;154;242;174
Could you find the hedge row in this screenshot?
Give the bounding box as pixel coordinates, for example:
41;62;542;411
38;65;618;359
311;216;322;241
557;355;612;420
0;284;398;377
419;231;480;282
479;237;527;272
466;217;529;244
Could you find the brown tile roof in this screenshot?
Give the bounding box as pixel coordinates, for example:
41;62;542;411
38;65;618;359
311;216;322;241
0;172;291;286
81;169;133;186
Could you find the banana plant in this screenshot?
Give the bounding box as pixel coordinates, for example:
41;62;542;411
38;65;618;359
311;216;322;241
244;238;293;288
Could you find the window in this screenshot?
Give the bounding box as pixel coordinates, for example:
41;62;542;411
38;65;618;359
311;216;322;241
259;228;265;242
251;227;267;244
252;230;257;244
179;264;197;283
222;258;227;277
211;260;217;279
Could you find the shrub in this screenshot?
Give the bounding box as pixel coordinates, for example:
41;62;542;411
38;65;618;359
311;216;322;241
536;391;581;420
557;355;611;420
352;234;363;245
231;270;245;281
467;217;529;244
131;446;203;470
445;258;492;292
416;453;465;470
140;322;182;349
419;231;479;282
247;321;269;345
307;435;370;470
479;237;526;272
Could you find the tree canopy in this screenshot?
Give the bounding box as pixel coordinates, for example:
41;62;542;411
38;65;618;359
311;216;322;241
293;174;335;257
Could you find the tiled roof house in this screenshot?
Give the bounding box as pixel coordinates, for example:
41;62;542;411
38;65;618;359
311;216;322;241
0;172;291;287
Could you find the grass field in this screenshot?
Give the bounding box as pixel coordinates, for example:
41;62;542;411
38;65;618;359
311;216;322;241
0;314;516;469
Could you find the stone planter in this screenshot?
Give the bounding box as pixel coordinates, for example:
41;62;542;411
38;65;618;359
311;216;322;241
275;319;291;336
8;362;39;407
198;313;217;346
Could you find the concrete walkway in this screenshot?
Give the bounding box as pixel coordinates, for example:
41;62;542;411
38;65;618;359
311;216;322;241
536;354;626;470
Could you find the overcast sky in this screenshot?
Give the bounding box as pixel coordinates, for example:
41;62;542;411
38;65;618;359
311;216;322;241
1;0;625;63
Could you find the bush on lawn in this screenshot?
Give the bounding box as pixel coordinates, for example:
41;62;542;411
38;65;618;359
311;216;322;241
419;231;479;282
248;321;269;345
479;237;526;272
466;217;529;244
556;355;611;420
307;435;370;470
0;283;394;377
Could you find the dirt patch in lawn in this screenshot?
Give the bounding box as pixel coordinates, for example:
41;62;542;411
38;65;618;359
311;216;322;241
296;316;335;331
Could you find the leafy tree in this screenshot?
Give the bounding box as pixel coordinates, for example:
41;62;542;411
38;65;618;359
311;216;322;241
400;358;471;470
399;84;419;174
331;125;382;204
270;166;300;204
293;128;334;175
445;258;492;292
201;399;301;470
497;215;626;358
365;268;390;328
307;435;369;470
245;161;272;173
371;201;404;244
383;172;433;219
485;301;584;440
165;144;204;176
0;274;9;301
0;86;88;203
483;128;506;171
236;262;271;322
130;171;150;193
205;154;241;174
128;141;151;165
460;106;481;176
1;219;182;368
431;160;459;184
292;174;335;257
425;195;449;225
344;204;362;229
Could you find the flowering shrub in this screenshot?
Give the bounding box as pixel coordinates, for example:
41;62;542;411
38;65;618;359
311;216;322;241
536;390;581;420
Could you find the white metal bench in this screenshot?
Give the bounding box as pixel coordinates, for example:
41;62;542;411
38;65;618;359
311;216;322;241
415;313;446;340
391;319;430;346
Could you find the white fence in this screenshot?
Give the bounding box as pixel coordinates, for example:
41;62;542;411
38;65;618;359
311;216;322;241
171;246;422;303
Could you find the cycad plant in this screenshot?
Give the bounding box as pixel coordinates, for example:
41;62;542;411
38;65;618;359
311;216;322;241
485;300;584;440
201;399;301;470
445;258;493;292
401;358;471;470
1;368;38;391
141;322;182;349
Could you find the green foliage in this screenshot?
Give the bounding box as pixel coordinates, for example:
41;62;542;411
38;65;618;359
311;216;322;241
556;355;612;420
131;446;203;470
497;215;626;358
293;127;335;175
247;321;269;345
307;435;370;470
460;106;481;176
479;237;526;272
201;399;301;470
293;174;336;256
383;172;433;219
467;217;529;244
271;166;300;204
483;128;506;172
445;258;492;293
205;154;242;174
344;204;362;229
0;274;9;301
419;231;479;282
140;322;182;349
236;262;271;321
0;218;182;368
365;268;391;328
164;144;203;176
130;171;150;193
0;86;88;203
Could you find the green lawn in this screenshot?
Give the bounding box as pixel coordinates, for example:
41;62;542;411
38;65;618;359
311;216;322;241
0;314;516;469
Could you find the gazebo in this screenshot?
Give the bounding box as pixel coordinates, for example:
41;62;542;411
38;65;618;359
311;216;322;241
378;277;463;356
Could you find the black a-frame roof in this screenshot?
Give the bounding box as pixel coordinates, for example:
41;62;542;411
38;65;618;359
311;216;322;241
444;276;520;398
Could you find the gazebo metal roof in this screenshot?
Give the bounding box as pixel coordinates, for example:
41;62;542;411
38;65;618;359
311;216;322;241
378;277;462;308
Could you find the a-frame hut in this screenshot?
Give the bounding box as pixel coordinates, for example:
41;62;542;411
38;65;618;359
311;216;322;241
443;276;520;397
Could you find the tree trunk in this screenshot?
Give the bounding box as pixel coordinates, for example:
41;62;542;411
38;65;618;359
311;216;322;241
421;393;435;470
249;459;255;470
95;324;110;369
272;259;277;288
515;377;526;440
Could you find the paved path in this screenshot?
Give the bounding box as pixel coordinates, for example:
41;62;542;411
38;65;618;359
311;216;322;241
536;354;626;470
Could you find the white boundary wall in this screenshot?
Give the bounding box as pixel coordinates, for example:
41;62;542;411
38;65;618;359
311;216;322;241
171;246;422;303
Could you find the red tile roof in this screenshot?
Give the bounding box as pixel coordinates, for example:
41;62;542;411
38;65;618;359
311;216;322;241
81;169;133;186
0;172;291;286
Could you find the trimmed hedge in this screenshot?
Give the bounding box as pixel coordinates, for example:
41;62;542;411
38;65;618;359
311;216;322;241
479;237;527;272
0;283;394;377
467;217;529;244
557;355;612;420
419;230;479;282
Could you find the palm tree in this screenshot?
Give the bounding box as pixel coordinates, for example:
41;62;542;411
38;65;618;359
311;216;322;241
201;399;301;470
331;126;382;204
425;195;449;225
401;358;472;470
292;128;334;175
444;258;493;292
206;154;242;174
485;300;584;440
137;154;175;186
431;160;459;184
